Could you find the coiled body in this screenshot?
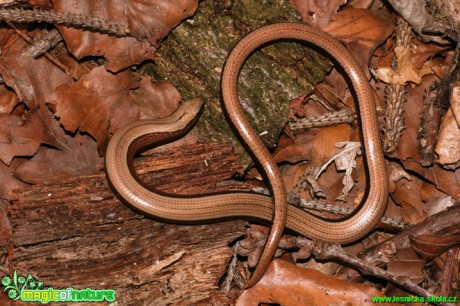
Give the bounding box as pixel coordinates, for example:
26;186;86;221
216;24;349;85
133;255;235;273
106;23;388;288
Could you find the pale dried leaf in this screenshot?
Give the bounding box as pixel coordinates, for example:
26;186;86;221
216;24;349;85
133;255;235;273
388;161;411;193
425;195;454;217
450;84;460;128
435;108;460;169
332;141;361;201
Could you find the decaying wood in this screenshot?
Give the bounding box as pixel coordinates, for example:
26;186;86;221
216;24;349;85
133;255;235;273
1;141;252;305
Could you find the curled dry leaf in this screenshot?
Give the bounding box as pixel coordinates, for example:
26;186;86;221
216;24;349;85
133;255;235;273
53;0;199;72
377;45;442;85
331;141;361;201
236;259;395;306
47;66;181;153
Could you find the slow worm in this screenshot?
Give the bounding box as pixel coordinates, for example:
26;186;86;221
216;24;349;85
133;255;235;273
105;23;388;289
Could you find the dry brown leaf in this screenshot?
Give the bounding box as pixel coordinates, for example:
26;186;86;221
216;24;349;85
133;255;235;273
0;159;28;200
410;234;460;260
0;110;58;165
388;161;411;193
47;66;181;153
404;160;460;200
0;84;19;115
323;7;393;72
0;56;103;184
13;133;101;185
0;56;74;110
387;248;425;283
290;0;347;28
274;124;352;165
237;259;395;306
390;174;426;224
435;108;460;168
53;0;199;72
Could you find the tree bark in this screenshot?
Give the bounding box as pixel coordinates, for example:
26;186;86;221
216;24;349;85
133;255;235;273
1;142;251;305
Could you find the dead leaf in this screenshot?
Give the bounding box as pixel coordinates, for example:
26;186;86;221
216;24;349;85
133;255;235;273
47;66;181;153
388;161;411;193
0;159;28;200
451;83;460;127
290;0;347;28
0;84;19;115
0;56;74;110
387;247;425;283
435;108;460;169
390;174;426;224
0;110;58;165
237;259;395;306
13;133;101;185
410;234;460;260
425;195;454;217
323;8;393;72
0;56;103;184
53;0;199;72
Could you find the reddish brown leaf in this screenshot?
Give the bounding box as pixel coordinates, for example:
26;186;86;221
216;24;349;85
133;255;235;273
323;8;394;71
0;56;73;110
13;133;101;185
410;234;460;260
53;0;199;72
47;66;181;152
0;84;19;115
387;248;425;283
0;159;28;200
0;110;58;165
237;260;395;306
390;174;426;224
0;56;103;184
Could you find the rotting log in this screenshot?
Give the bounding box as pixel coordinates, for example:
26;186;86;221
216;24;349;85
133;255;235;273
1;142;251;305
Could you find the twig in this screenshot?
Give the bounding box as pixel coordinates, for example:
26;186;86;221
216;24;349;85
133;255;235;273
297;240;454;306
251;187;408;230
289;108;355;131
8;22;73;79
0;8;130;37
19;28;62;58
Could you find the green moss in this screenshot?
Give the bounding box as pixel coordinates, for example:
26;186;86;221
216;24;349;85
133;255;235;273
140;0;332;167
